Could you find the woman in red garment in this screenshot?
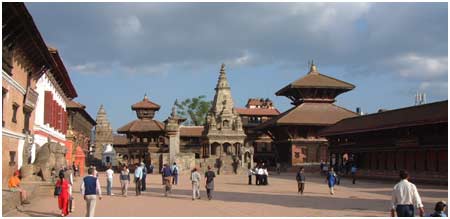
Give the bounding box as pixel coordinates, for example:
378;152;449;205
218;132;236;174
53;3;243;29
55;170;70;216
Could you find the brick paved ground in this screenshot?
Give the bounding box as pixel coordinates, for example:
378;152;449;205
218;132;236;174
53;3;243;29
4;172;448;217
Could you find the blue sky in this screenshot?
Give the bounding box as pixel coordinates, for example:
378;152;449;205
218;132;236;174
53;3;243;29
25;3;448;130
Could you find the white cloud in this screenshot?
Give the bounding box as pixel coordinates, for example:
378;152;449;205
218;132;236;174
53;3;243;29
392;53;447;80
114;15;142;36
225;50;253;66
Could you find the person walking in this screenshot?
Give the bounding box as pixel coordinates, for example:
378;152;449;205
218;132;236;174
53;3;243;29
205;165;216;200
429;201;447;217
172;162;179;185
390;170;424;217
162;164;173;196
55;171;70;217
63;167;74;213
149;163;154;174
141;163;147;191
320;160;325;176
247;167;254;185
134;163;143;196
296;167;306;195
351;165;357;184
120;165;130;197
257;166;265;185
106;165;114;196
263;166;269;185
254;165;260;185
326;167;337;195
8;171;30;205
276;162;281;175
80;167;102;217
191;167;201;200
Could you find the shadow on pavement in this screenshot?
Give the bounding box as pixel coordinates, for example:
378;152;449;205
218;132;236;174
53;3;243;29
18;210;60;217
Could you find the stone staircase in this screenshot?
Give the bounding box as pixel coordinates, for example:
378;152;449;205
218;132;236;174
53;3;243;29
196;156;247;175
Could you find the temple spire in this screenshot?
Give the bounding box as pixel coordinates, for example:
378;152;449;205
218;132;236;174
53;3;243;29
144;93;148;100
309;60;318;74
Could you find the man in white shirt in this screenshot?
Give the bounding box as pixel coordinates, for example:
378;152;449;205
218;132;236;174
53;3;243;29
391;170;424;217
106;166;114;196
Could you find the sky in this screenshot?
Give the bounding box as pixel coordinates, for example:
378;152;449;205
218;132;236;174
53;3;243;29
25;2;448;131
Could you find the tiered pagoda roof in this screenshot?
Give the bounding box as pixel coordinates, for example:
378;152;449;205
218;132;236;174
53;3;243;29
117;95;165;133
276;63;355;105
258;63;357;129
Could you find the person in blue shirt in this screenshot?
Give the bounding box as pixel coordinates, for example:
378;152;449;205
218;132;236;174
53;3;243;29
326;167;337;195
162;164;173;196
171;162;179;185
430;201;447;217
351;165;357;184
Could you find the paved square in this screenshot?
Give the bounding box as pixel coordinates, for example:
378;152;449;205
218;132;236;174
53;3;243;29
5;172;448;217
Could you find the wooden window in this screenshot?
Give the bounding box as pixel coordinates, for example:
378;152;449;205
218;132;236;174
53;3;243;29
12;102;19;123
9;151;16;166
2;88;7;127
44;91;53;125
23;108;32;134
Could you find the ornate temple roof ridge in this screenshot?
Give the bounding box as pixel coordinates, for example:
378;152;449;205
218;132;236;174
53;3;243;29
131;94;161;110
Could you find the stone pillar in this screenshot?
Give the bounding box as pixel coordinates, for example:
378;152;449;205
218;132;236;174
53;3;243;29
164;104;185;165
168;132;178;164
208;144;211;157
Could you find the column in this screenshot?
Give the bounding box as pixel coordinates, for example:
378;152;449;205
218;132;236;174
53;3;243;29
208;144;211;157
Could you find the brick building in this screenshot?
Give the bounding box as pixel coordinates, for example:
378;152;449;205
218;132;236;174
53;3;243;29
320;100;448;184
235;98;280;165
33;47;77;165
66;100;96;176
2;3;55;185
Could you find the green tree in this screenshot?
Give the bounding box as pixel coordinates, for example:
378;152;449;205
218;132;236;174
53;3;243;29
175;95;212;126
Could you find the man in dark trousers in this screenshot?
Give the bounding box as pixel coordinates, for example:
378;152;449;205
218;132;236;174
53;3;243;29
390;170;424;217
141;163;147;191
205;165;216;200
296;167;306;195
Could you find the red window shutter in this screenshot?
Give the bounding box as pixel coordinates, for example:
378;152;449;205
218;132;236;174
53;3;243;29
44;91;53;125
58;105;63;132
52;100;57;129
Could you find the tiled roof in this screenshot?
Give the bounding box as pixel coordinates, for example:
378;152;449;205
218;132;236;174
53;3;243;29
257;102;357;129
66;100;85;109
276;66;355;96
131;95;160;110
117;119;165;133
113;135;128;145
320;100;448;136
235;108;280;116
180;126;204;137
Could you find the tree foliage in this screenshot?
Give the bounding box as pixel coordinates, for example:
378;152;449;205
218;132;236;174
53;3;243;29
174;95;211;126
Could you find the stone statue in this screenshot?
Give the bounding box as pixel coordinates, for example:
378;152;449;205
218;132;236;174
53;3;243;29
235;116;243;130
31;142;67;181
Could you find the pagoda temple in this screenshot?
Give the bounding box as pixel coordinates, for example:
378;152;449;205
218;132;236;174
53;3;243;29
257;63;357;167
116;95;166;166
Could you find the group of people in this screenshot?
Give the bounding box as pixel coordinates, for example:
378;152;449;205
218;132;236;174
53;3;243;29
190;165;216;200
247;163;269;185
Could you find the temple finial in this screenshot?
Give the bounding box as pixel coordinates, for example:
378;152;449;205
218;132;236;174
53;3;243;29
220;63;226;74
144;93;148;100
309;60;318;74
